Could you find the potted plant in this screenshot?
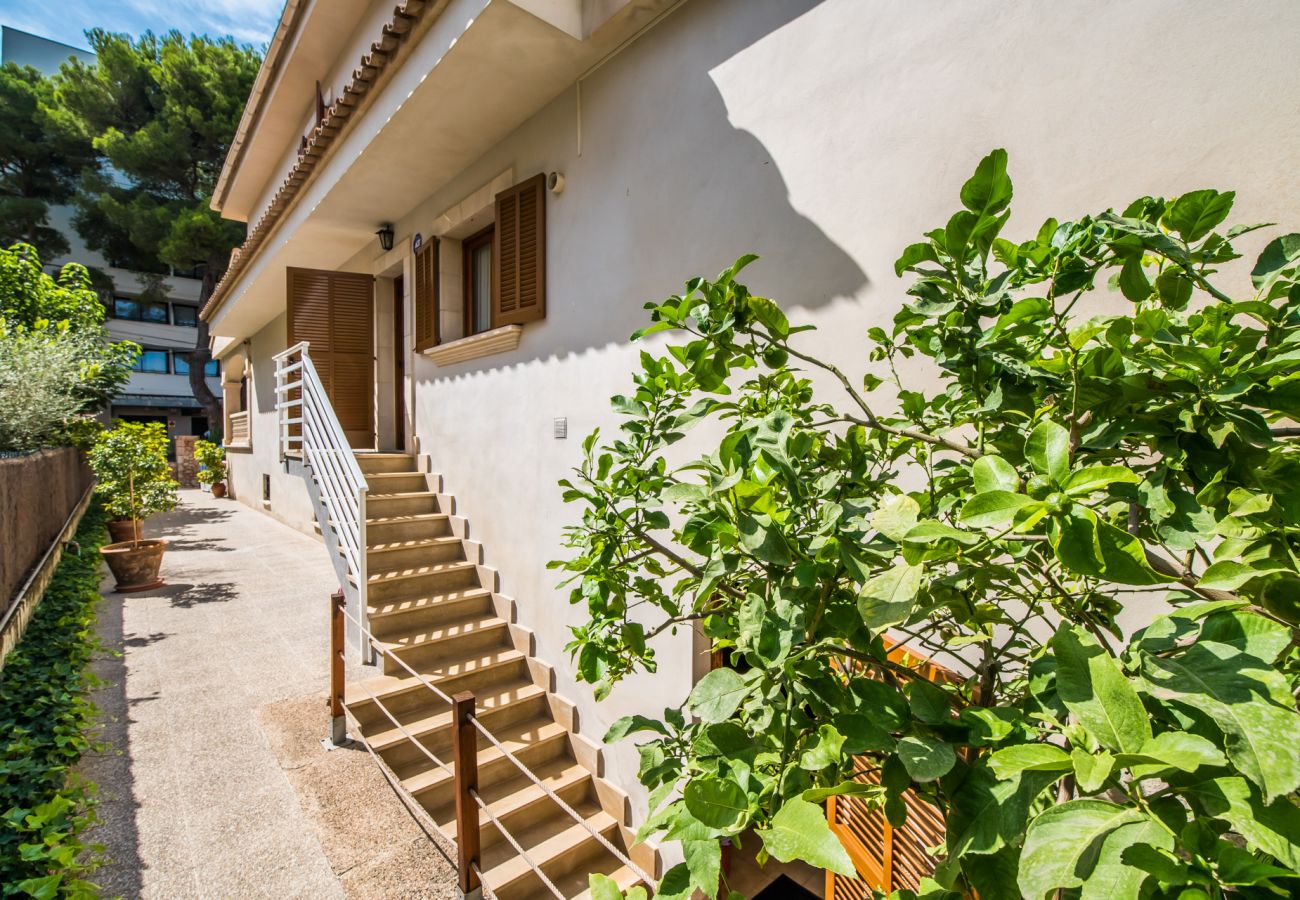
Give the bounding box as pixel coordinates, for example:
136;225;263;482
90;421;179;592
194;439;228;498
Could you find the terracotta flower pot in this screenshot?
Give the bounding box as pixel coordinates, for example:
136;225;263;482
100;539;168;593
107;519;142;543
211;482;227;499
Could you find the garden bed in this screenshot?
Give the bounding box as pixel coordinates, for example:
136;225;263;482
0;501;108;898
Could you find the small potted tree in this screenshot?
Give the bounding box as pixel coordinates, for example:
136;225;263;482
90;421;179;592
194;439;228;498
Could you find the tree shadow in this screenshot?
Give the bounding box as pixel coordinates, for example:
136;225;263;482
167;537;236;553
122;631;170;648
155;581;239;609
416;0;866;379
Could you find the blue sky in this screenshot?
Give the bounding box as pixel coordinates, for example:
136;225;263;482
0;0;278;50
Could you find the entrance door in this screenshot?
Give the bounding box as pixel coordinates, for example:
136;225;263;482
393;275;406;452
287;267;376;448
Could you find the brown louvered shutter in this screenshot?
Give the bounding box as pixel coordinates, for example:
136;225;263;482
287;267;375;449
493;173;546;327
414;238;439;350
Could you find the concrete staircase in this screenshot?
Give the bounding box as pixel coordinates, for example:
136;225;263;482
338;452;654;899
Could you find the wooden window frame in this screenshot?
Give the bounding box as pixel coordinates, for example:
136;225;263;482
462;224;495;337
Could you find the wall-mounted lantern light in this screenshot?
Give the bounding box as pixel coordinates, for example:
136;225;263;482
376;224;394;252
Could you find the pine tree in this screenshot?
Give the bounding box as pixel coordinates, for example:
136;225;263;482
52;30;261;430
0;63;94;259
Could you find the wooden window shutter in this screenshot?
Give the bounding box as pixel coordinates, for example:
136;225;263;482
287;267;376;449
414;239;439;351
493;173;546;327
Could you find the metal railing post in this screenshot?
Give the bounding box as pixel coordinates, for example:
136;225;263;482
358;484;374;665
329;589;347;746
453;691;481;900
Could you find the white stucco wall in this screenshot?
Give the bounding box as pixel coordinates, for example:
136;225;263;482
229;0;1300;822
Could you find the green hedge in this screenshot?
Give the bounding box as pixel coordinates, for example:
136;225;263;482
0;501;108;898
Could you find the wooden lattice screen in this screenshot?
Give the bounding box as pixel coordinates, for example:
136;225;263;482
827;644;958;898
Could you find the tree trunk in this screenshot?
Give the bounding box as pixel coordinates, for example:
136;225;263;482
186;260;224;438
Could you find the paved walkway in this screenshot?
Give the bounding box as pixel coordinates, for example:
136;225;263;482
81;490;456;899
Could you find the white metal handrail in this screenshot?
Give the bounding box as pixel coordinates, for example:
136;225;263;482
273;342;369;613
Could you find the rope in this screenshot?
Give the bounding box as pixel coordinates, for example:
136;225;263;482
336;598;456;706
469;787;565;900
340;704;459;853
469;716;653;886
348;674;454;780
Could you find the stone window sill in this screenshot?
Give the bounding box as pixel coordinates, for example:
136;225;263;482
422;324;522;366
223;442;253;453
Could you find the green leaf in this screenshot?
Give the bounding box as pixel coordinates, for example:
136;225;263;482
959;490;1037;528
1018;800;1147;900
1251;233;1300;290
857;561;923;630
687;668;749;724
1155;269;1193;308
872;494;921;541
901;521;980;546
1026;420;1070;482
1162;189;1235;243
988;744;1072;779
1117;731;1227;776
1186;777;1300;868
1117;256;1151;302
1078;816;1174;900
588;873;626;900
960;148;1013;218
737;512;792;566
1052;507;1170;586
1141;642;1300;801
946;766;1063;858
759;797;856;876
1198;560;1285;592
972;454;1019;493
895;241;939;277
897;735;957;782
1052;626;1151;754
1071;748;1115;793
683;776;749;830
682;838;722;897
1062;465;1140;497
799;724;846;771
605;715;670;743
1198;610;1291;663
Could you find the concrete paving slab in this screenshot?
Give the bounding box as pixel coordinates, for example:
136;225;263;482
79;490;453;898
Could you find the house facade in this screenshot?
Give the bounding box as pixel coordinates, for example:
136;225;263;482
2;26;222;452
203;0;1300;894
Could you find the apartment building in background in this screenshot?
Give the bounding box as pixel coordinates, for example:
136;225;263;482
1;26;221;450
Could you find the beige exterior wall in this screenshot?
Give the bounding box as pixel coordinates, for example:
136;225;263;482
226;0;1300;819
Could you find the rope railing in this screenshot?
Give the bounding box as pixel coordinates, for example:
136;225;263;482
328;591;652;897
469;786;566;899
468;714;655;886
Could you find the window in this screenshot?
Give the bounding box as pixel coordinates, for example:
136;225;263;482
492;173;547;327
133;349;169;373
463;225;494;337
173;353;217;377
171;304;198;327
414;239;439;351
113;297;169;324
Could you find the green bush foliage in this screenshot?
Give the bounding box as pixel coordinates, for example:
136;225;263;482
88;421;178;529
192;439;226;486
556;151;1300;898
0;502;109;898
0;243;136;453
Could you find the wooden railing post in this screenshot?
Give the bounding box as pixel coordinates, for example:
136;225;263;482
329;589;346;746
453;691;481;899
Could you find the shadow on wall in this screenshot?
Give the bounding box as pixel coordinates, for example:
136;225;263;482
425;0;865;379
